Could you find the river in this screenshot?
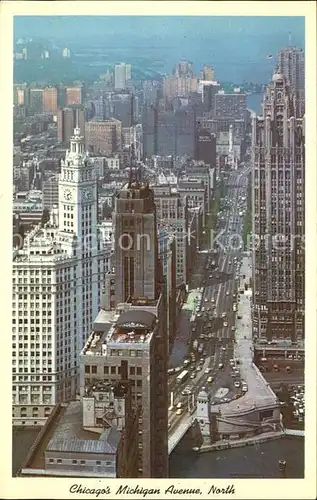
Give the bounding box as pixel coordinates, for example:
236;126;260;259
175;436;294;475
169;437;304;478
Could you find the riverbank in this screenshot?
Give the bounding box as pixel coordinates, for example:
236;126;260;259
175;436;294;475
198;430;287;453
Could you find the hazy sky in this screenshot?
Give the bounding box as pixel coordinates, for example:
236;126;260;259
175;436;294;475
14;16;305;83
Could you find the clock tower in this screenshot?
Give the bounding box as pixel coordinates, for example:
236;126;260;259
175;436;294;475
58;127;100;367
58;127;97;246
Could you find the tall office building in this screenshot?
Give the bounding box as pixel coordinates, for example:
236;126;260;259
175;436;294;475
175;59;194;77
43;87;58;114
57;107;85;145
85;120;118;155
29;89;44;114
252;72;305;343
114;63;132;90
80;171;168;477
277;46;305;117
113;172;160;304
66;86;83;106
200;64;214;81
12;128;106;425
153;185;189;286
214;89;247;121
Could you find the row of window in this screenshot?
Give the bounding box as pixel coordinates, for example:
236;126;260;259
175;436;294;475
85;365;143;376
48;458;111;466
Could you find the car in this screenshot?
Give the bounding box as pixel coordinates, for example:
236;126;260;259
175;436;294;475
176;408;183;415
226;291;230;296
223;321;228;327
190;373;195;379
234;381;241;388
237;315;242;319
207;376;214;383
242;385;248;392
196;366;202;371
204;298;209;302
221;347;226;351
231;326;236;331
222;312;227;318
205;368;211;374
218;363;224;369
176;402;183;409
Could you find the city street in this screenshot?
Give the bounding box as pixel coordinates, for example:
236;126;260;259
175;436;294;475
168;167;250;430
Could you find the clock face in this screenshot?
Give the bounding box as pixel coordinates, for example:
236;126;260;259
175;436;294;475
64;188;72;201
83;188;93;201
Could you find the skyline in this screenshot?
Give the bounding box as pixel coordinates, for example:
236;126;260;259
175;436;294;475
14;16;305;83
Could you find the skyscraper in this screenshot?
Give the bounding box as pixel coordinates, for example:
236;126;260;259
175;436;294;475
66;86;83;106
113;172;160;304
114;63;132;90
12;129;106;425
80;170;168;477
277;46;305;117
57;107;85;145
43;87;58;114
252;72;305;343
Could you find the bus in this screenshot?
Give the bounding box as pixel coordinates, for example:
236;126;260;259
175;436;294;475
176;370;189;384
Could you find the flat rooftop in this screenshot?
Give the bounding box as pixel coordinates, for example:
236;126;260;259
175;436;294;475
20;402;121;475
82;307;156;356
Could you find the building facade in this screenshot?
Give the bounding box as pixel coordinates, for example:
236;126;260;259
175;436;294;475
252;73;305;342
12;129;107;425
277;46;305;117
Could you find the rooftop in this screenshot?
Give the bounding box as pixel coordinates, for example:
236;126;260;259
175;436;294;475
82;306;157;356
47;402;121;455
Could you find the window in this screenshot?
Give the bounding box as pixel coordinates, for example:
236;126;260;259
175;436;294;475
72;460;77;464
91;365;97;374
136;367;142;375
96;461;101;465
57;459;62;464
111;366;116;375
49;459;54;463
80;460;85;464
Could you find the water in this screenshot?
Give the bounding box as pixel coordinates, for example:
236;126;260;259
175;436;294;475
247;93;263;115
169;437;304;478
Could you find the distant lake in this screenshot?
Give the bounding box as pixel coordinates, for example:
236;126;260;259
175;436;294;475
247;93;263;115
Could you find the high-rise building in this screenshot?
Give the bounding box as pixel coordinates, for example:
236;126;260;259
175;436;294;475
12;129;107;425
200;64;214;81
163;75;198;100
277;46;305;117
175;59;194;77
85;119;119;155
29;88;44;114
57;107;85;145
195;128;217;166
113;173;160;303
153;185;189;286
80;172;168;477
112;92;134;127
252;72;305;343
42;173;59;209
214;89;247;122
66;86;83;106
202;82;221;114
43;87;58;114
114;63;132;90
